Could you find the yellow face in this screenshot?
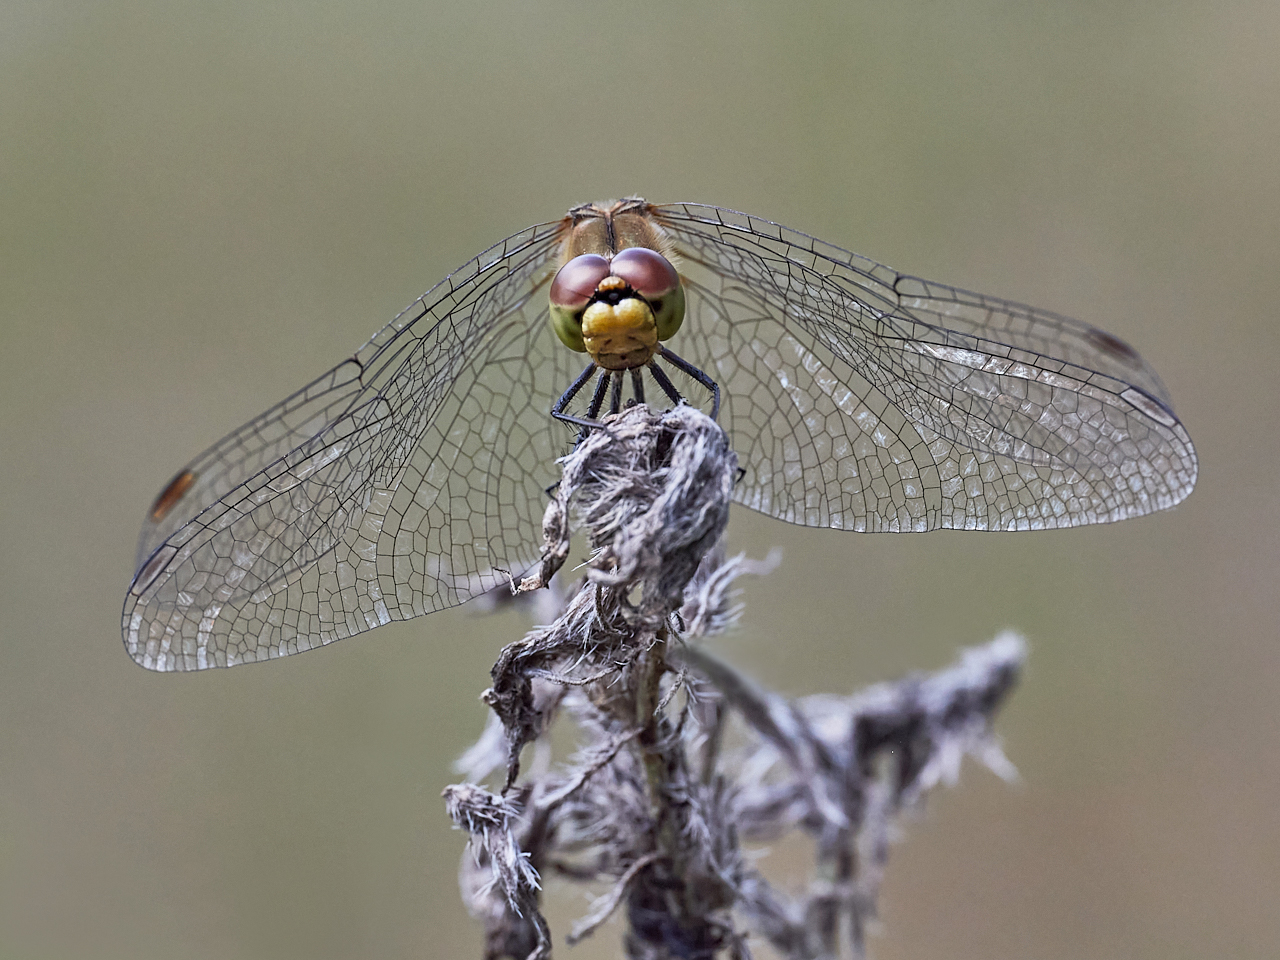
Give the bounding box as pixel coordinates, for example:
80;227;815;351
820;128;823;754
578;278;659;370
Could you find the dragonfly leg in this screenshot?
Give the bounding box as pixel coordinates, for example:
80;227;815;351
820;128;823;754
629;367;645;406
552;364;613;432
647;360;685;406
546;368;613;494
551;362;599;421
572;370;613;442
609;371;623;415
586;369;611;418
658;346;721;420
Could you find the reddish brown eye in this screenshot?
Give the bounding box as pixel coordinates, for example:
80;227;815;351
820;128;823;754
610;247;679;299
550;254;612;309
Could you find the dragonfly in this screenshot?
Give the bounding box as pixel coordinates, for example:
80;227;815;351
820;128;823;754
123;198;1198;672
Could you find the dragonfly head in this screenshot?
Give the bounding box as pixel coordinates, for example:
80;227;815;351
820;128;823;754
549;247;686;370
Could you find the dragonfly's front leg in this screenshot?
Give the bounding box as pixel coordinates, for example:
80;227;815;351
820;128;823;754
551;362;608;433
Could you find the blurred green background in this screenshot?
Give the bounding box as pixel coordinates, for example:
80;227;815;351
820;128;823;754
2;1;1276;957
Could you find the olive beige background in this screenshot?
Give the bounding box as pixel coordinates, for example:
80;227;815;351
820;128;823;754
3;2;1276;958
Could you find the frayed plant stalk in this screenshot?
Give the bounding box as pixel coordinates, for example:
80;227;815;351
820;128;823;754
443;403;1026;960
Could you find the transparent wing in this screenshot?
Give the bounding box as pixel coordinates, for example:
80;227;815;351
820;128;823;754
124;200;1199;671
123;220;583;671
133;360;367;568
653;202;1197;532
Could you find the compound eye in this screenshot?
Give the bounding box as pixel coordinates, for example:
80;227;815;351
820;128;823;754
550;254;612;310
609;246;680;300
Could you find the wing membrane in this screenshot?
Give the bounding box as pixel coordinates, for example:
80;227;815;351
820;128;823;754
124;199;1197;671
653;202;1197;532
124;220;572;671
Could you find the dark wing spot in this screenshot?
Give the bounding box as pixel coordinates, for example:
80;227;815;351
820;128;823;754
131;544;178;595
149;469;197;522
1121;387;1178;428
1085;327;1141;366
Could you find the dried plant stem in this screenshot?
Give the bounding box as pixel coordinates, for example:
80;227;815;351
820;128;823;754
444;404;1026;960
635;636;670;833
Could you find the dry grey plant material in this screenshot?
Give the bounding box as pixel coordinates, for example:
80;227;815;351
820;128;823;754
442;403;1026;960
